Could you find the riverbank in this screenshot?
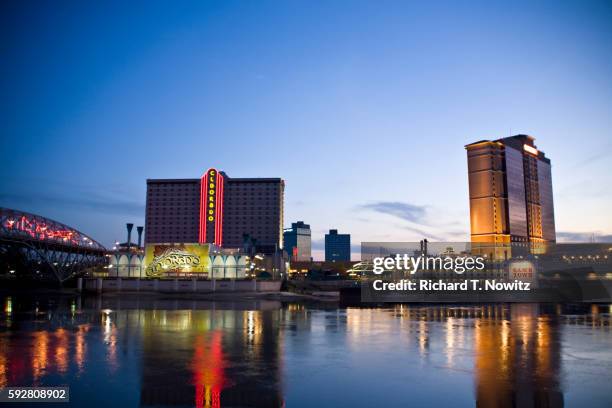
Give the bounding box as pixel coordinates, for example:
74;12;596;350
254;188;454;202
81;277;283;293
0;286;339;303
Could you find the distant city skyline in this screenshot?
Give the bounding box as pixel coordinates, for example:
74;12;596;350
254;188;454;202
1;1;611;260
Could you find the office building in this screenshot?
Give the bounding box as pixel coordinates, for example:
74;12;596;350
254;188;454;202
325;229;351;261
145;168;284;250
283;221;312;262
465;135;556;249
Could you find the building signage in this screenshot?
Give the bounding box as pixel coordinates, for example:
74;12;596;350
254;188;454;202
523;144;538;155
199;168;224;245
206;169;217;223
144;243;210;277
508;260;535;281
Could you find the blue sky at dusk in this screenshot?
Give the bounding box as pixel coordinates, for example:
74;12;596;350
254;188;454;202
1;1;611;259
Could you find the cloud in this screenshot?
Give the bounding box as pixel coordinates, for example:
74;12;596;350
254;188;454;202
311;239;325;251
0;191;144;217
446;229;469;238
401;225;445;241
355;201;469;241
575;147;612;167
556;231;612;243
358;201;426;223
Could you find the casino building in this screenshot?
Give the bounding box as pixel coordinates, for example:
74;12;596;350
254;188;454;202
465;135;556;258
145;169;284;251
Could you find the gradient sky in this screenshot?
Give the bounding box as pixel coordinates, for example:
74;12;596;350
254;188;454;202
1;0;611;259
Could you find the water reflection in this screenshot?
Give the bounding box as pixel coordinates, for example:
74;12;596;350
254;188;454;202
138;309;282;407
0;333;6;388
74;324;88;373
473;305;562;407
0;296;610;407
192;331;225;408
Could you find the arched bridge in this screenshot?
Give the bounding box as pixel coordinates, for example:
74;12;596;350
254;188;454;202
0;207;107;283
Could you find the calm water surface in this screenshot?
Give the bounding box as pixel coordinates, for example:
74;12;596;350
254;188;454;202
1;295;611;407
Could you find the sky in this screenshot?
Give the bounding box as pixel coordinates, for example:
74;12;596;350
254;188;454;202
1;0;611;260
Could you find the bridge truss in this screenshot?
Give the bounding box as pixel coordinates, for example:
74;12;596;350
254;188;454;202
0;207;107;283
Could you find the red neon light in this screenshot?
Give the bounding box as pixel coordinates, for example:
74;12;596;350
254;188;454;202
199;168;224;245
214;172;219;245
214;172;224;246
192;331;226;408
218;173;224;246
199;168;216;244
4;216;78;244
199;172;207;244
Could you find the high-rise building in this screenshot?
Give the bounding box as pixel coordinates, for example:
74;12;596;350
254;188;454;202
283;221;312;262
145;169;284;250
465;135;556;251
325;229;350;261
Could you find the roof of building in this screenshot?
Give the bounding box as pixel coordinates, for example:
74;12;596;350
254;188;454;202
147;178;198;184
147;177;283;184
465;135;550;163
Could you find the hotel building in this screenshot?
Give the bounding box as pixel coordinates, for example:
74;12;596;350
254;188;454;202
145;169;284;251
465;135;556;252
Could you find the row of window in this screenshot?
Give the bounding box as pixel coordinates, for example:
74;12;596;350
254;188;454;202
147;199;280;206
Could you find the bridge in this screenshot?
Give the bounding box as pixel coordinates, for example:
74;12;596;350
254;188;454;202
0;207;107;283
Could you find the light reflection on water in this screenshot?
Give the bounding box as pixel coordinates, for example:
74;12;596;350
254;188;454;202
0;296;611;407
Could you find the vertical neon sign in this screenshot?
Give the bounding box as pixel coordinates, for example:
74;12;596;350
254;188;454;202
199;168;224;246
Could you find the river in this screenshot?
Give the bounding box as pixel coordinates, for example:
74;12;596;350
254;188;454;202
1;294;611;407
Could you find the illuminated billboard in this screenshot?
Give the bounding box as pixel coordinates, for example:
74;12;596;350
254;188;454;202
144;243;211;277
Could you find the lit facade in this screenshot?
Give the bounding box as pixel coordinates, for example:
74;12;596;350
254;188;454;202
283;221;312;262
465;135;556;254
145;169;284;250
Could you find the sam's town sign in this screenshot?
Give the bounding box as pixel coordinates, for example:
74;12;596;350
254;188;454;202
508;260;535;281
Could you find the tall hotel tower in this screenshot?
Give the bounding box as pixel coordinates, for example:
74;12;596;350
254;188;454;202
145;169;284;252
465;135;555;254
